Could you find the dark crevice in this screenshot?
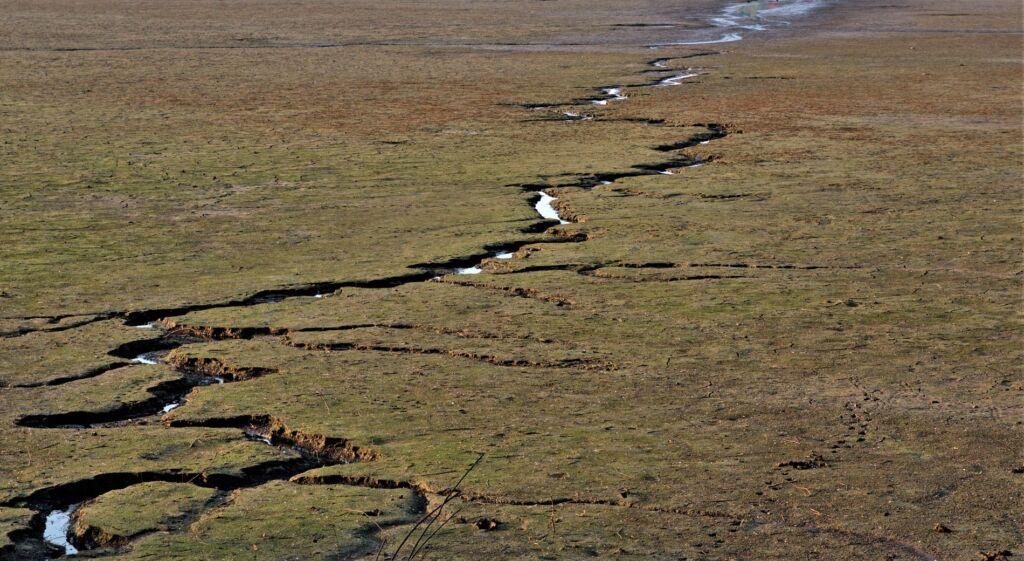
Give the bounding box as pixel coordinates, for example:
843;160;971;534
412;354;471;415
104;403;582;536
610;261;860;271
652;123;729;151
107;336;188;360
166;415;379;464
285;339;608;371
13;362;131;388
0;313;118;339
15;375;204;429
2;460;326;513
581;271;750;282
436;279;575;307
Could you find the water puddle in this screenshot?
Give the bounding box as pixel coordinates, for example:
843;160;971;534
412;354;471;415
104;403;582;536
43;508;78;556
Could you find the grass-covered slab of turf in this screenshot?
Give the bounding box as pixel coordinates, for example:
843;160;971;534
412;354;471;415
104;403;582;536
0;319;159;388
0;427;301;505
0;507;33;552
73;482;218;549
109;482;417;561
1;364;184;426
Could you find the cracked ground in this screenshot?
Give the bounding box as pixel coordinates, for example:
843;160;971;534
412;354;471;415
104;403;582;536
1;0;1021;559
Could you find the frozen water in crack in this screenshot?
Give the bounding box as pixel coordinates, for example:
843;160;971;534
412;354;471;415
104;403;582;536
43;508;78;556
592;87;627;105
133;323;156;329
660;73;699;86
457;247;518;274
563;111;592;121
132;352;159;365
161;402;181;414
605;87;626;100
536;191;569;224
659;170;675;175
247;432;274;446
657;33;744;46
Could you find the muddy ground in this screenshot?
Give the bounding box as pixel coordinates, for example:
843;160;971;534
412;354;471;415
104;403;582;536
0;0;1021;559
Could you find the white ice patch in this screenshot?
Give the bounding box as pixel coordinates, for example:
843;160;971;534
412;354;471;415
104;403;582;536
495;252;514;259
605;87;627;100
132;353;159;365
659;72;699;86
535;191;569;224
657;33;743;46
563;111;593;121
43;509;78;556
133;323;156;329
653;60;668;68
456;266;483;275
593;88;627;105
161;402;180;413
659;170;675;175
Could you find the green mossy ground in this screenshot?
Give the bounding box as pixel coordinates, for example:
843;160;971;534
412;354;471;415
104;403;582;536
1;0;1020;559
73;482;218;546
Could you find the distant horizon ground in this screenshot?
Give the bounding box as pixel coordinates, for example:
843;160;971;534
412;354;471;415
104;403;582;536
1;1;1021;560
